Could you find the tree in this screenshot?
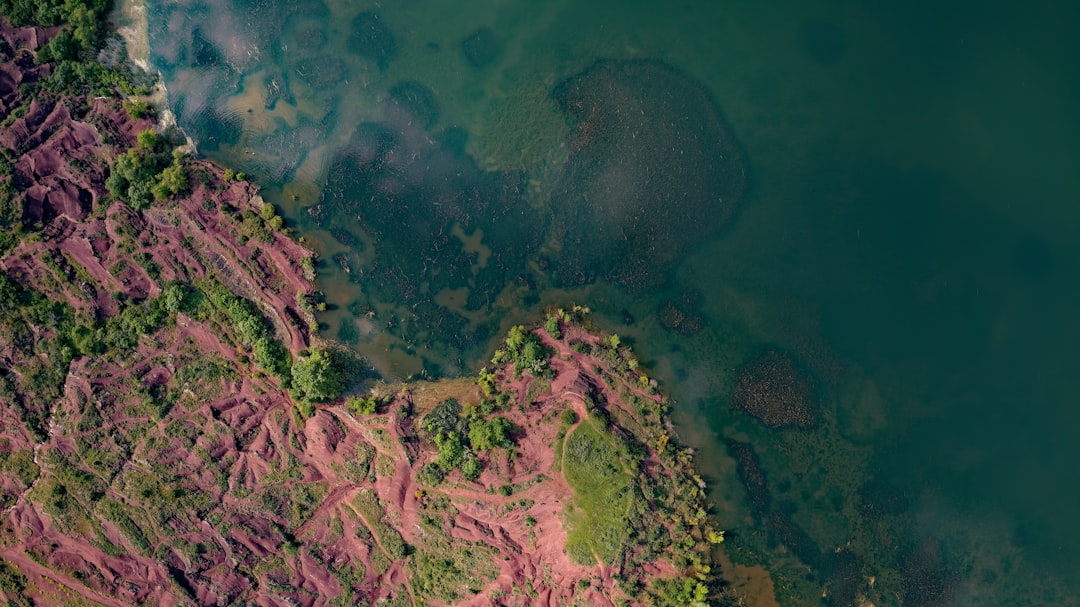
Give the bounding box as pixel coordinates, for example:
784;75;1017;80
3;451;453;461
434;431;465;471
468;416;514;451
151;157;189;201
159;281;190;314
460;450;482;481
290;347;343;403
254;337;291;383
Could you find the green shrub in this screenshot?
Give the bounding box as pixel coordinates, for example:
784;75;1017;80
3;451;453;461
468;416;514;451
291;347;344;403
561;408;578;426
433;431;465;471
544;315;562;339
460;450;482;481
0;450;39;487
123;99;155;120
423;399;465;435
417;462;444;486
0;560;29;607
650;576;709;607
346;395;378;415
198;279;272;347
151;155;189;201
254;337;292;383
106;129;171;210
501;325;550;377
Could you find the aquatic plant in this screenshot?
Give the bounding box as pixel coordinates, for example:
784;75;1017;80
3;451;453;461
549;59;748;291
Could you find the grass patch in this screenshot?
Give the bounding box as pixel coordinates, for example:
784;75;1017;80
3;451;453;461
410;515;498;603
97;498;151;553
351;490;406;559
562;417;638;565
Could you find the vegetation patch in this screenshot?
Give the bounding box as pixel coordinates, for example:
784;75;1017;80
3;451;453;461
562;416;638;565
409;514;498;603
352;489;406;559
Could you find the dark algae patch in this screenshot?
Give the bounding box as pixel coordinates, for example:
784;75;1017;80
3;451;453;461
346;10;397;70
549;59;748;290
387;81;440;130
731;348;818;429
461;26;502;69
318;101;546;352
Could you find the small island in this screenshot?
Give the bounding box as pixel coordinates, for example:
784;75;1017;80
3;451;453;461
0;16;729;607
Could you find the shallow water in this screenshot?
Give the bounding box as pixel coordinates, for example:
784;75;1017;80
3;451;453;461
145;0;1080;603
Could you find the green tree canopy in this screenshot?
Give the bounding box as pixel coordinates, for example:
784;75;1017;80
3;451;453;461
468;416;514;451
291;348;344;404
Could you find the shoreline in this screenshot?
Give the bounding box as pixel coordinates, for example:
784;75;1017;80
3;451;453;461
109;0;189;146
0;21;736;605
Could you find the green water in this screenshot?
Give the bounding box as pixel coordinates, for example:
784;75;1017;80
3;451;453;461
145;0;1080;604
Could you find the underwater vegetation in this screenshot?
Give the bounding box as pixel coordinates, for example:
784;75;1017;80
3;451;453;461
461;26;502;69
346;10;397;71
318;88;546;352
387;81;440;131
548;58;748;291
657;289;705;337
732;347;818;429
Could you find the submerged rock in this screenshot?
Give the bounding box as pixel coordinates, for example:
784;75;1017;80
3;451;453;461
549;58;747;291
732;348;818;429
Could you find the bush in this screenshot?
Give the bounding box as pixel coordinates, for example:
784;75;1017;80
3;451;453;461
253;337;292;383
544;315;562;339
159;281;192;314
468;416;514;451
433;431;465;471
123;99;155;120
100;297;168;353
291;347;344;403
346;395;378;415
561;408;578;426
650;576;709;607
106;130;172;210
0;560;29;607
198;279;271;347
43;59;143;98
150;155;189;201
1;0;109;53
423;399;465;435
502;325;550;377
460;450;482;481
417;462;444;486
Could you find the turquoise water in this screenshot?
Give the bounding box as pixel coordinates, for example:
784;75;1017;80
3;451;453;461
145;0;1080;604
